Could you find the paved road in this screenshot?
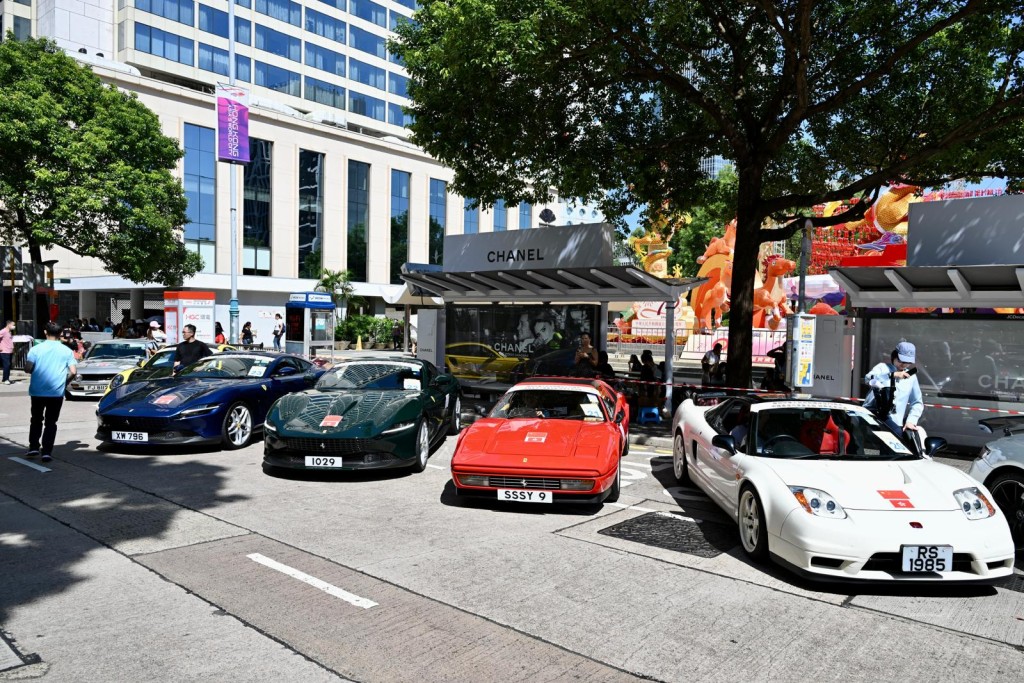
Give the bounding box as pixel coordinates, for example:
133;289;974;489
1;384;1022;681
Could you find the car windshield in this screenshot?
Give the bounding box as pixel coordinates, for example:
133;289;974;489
752;407;920;460
490;388;606;421
87;343;147;360
149;349;177;368
316;362;423;391
180;356;270;379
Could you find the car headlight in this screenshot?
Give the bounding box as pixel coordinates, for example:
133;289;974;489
109;375;125;390
179;405;218;417
789;486;847;519
561;479;595;491
953;487;995;520
382;421;415;434
264;421;277;433
456;474;488;486
73;374;83;382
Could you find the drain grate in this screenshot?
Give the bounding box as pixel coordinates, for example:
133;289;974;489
598;511;738;558
995;571;1024;594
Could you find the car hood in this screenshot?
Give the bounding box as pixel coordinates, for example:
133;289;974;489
78;358;144;373
759;458;974;511
453;418;609;471
102;377;239;413
274;390;419;437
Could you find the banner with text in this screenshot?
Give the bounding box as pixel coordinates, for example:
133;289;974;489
216;84;250;163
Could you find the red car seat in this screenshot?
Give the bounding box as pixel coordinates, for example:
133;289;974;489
799;416;850;454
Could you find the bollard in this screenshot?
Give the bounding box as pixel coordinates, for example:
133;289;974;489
356;335;362;351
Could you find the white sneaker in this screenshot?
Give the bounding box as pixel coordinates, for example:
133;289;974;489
1;380;11;385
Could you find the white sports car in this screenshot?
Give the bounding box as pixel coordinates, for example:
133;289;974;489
671;394;1015;582
968;416;1024;552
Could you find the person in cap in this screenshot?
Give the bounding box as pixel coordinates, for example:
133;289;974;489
863;341;923;436
701;343;723;386
149;320;167;345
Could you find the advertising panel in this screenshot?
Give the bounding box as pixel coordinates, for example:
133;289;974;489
216;84;250;164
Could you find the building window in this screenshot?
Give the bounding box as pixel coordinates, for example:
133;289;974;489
136;0;194;26
388;72;408;98
519;201;532;229
394;0;416;10
183;124;216;273
390;170;410;285
197;5;250;43
13;0;33;6
243;139;272;276
347;160;370;282
255;61;300;96
305;42;345;77
349;25;386;60
254;0;301;27
464;198;478;235
349;0;386;27
319;0;345;9
12;16;32;41
134;24;195;66
235;17;251;44
389;10;412;31
255;24;300;61
429;179;446;265
304;76;345;109
198;43;229;76
305;8;345;44
387;103;413;127
298;150;325;279
349;57;385;90
493;200;507;232
348;91;385;121
235;54;251;81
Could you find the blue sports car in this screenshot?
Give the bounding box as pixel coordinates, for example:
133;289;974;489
96;352;320;449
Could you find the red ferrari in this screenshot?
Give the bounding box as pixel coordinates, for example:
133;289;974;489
451;377;630;505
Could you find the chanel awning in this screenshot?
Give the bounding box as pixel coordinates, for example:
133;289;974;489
401;263;706;304
829;264;1024;309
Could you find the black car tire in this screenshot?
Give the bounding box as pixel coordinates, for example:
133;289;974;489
606;463;621;503
988;470;1024;550
221;401;254;449
411;419;430;472
672;431;691;484
448;396;462;435
738;485;769;561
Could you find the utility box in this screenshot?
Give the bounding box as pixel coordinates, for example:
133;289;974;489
285;292;335;358
786;314;854;398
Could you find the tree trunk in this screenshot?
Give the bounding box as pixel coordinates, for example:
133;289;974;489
726;174;765;389
27;241;51;338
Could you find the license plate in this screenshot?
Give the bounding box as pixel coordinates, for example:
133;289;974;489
497;489;553;503
112;431;148;443
304;456;344;468
900;545;953;572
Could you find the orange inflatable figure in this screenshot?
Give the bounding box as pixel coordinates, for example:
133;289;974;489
697;260;732;332
808;301;839;315
696;219;736;264
752;255;796;330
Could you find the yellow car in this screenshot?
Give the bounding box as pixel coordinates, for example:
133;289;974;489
104;343;235;395
444;342;525;383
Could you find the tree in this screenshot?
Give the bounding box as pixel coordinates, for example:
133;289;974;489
394;1;1024;386
315;268;364;321
0;36;201;330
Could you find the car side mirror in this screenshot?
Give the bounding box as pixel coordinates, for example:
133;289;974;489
275;366;298;377
923;436;947;456
615;410;625;424
136;359;144;367
711;434;737;454
303;372;318;386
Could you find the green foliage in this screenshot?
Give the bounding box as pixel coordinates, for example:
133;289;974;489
334;314;376;342
0;36;201;284
668;166;738;278
394;1;1024;385
314;268;364;319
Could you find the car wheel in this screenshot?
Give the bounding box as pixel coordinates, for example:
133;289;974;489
988;471;1024;550
672;430;690;484
448;396;462;435
411;420;430;472
738;486;769;561
606;462;621;503
221;402;253;449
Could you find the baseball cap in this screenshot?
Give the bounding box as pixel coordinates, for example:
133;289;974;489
896;341;916;364
150;320;160;328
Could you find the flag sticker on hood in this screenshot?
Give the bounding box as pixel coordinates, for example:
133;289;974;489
320;415;342;427
525;432;547;443
153;395;177;406
878;490;914;508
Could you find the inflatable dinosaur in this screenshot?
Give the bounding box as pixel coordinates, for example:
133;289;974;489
852;184;921;251
752;255;796;330
696;219;736;264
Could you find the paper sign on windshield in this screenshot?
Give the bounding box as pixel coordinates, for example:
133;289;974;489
320;415;342;427
873;431;911;454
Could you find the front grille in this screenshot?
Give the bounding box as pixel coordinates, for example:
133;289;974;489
101;416;171;432
278;437;390;455
81;373;117;382
486;476;562;489
862;552;975;574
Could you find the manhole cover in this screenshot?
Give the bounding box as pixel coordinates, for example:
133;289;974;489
598;511;738;558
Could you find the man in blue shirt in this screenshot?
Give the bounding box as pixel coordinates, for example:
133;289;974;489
25;321;78;462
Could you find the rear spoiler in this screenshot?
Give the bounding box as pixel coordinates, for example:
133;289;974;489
978;415;1024;436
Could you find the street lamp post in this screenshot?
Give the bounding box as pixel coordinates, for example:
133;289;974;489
228;0;239;344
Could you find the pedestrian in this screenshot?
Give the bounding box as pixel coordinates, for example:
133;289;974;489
24;321;77;462
149;320;167;345
573;332;598;375
392;320;404;350
701;343;723;386
144;327;160;357
241;321;255;347
863;341;923;439
214;322;226;345
595;350;616;379
102;319;114;334
272;313;284;351
0;319;15;384
173;324;213;374
627;354;642;373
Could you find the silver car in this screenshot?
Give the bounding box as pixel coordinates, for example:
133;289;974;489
67;339;151;398
967;415;1024;552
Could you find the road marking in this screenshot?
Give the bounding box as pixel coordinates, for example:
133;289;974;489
246;553;378;609
656;510;697;523
606;502;657;513
7;457;51;473
426;463;446;470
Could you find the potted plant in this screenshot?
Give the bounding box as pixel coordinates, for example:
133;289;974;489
333;320;351;350
373;317;393;349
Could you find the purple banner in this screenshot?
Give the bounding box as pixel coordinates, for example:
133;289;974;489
216;84;250;163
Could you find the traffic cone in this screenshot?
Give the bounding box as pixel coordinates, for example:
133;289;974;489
356;335;362;351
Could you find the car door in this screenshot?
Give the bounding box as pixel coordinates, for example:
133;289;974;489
421;361;449;438
692;400;735;505
264;357;307;420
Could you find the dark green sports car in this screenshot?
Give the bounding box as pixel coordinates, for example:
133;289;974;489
262;357;462;472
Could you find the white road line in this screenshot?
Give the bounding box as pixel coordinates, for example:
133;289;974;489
246;553;378;609
426;463;446;470
655;511;697;523
606;502;657;513
8;457;51;473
